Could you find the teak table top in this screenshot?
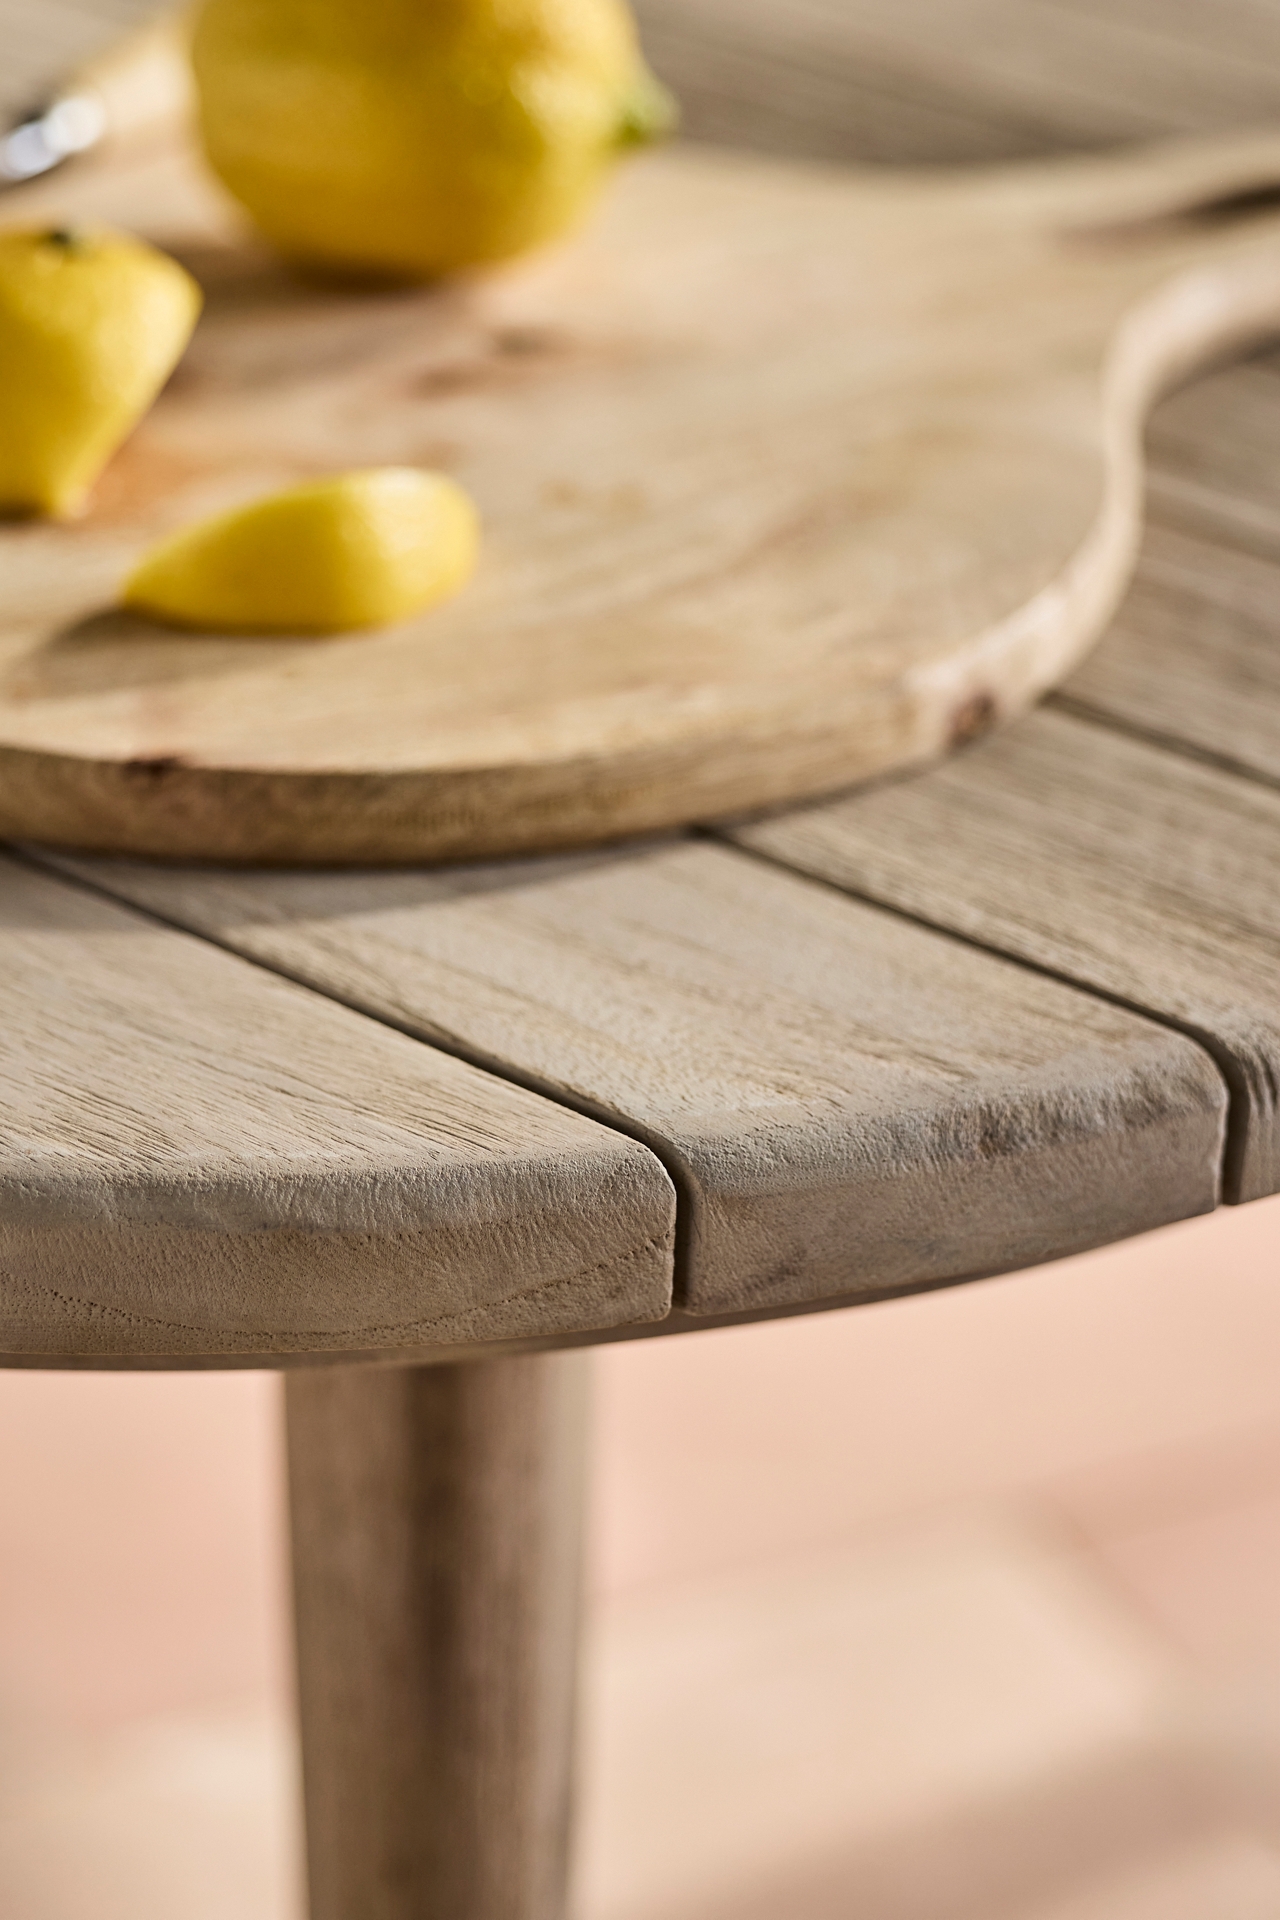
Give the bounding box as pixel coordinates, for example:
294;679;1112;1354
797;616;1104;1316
1;0;1277;1367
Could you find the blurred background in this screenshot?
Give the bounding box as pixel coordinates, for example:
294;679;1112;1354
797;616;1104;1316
5;1;1280;1916
4;1202;1280;1918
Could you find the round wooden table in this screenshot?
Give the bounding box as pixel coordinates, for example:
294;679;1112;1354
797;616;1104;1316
5;1;1280;1916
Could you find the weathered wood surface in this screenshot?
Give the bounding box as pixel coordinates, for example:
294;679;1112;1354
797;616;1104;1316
1061;358;1280;782
288;1352;587;1920
45;840;1227;1316
2;0;1279;1356
0;851;674;1361
1062;515;1280;780
10;123;1280;859
734;708;1280;1205
1141;357;1280;562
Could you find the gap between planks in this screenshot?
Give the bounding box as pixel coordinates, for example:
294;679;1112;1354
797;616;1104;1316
36;831;1229;1321
0;848;676;1363
730;704;1280;1206
1052;355;1280;793
717;354;1280;1214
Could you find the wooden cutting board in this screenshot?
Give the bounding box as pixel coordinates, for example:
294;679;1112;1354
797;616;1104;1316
7;128;1280;863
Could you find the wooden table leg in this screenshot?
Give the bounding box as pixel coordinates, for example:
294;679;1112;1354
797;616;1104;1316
285;1352;589;1920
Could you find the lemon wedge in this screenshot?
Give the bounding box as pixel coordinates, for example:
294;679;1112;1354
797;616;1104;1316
122;468;480;634
0;225;201;518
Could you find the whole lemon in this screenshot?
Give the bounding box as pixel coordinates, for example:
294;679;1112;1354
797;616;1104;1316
191;0;675;280
0;227;200;518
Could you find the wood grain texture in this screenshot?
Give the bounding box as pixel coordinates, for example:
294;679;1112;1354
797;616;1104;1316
13;0;1280;165
1062;517;1280;783
288;1353;587;1920
1140;355;1280;563
9;132;1280;859
0;853;674;1361
46;839;1227;1316
633;0;1280;166
734;706;1280;1204
1048;357;1280;790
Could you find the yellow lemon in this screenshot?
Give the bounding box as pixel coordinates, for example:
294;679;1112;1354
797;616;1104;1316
191;0;675;280
122;466;479;632
0;226;201;518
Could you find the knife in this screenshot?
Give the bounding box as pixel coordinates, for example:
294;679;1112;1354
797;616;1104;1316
0;14;192;188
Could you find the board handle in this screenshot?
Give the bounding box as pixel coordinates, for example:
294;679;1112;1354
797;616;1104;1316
980;128;1280;235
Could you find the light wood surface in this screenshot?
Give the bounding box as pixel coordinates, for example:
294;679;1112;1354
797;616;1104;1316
9;132;1280;859
287;1352;587;1920
633;0;1280;165
45;838;1227;1316
0;851;673;1361
734;707;1280;1204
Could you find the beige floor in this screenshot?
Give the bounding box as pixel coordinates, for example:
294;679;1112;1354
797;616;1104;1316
2;1197;1280;1918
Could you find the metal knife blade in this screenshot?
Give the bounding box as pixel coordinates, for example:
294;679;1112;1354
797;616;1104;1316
0;94;109;185
0;15;192;192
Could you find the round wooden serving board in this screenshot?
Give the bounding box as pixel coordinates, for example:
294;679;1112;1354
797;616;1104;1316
7;129;1280;862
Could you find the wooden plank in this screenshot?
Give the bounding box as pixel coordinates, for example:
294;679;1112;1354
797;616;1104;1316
1061;519;1280;782
850;0;1280;138
43;840;1227;1317
633;0;1280;167
0;853;674;1362
633;0;1067;168
1050;357;1280;784
1141;358;1280;563
734;706;1280;1203
1049;0;1280;77
288;1352;587;1920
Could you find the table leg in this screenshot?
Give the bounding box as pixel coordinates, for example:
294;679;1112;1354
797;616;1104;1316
285;1352;589;1920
